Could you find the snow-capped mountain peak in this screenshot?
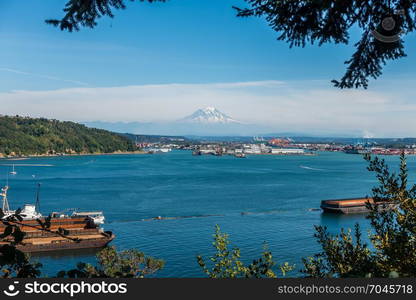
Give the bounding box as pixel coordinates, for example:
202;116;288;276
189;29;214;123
179;107;240;124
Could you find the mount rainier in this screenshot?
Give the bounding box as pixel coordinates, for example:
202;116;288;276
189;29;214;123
85;107;272;136
178;107;241;124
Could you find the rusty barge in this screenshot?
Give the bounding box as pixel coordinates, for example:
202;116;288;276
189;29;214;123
320;197;396;214
0;185;114;253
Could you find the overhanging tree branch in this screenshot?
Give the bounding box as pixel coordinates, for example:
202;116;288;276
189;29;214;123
47;0;416;89
45;0;167;32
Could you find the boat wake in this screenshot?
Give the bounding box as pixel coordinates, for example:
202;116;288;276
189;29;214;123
109;214;225;223
111;208;320;224
141;214;225;221
0;164;54;167
81;159;96;165
4;158;29;161
299;165;325;171
240;209;286;216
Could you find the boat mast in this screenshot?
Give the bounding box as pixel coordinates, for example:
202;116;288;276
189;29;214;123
1;186;10;213
35;183;41;213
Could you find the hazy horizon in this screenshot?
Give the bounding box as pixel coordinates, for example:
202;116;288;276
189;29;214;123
2;0;416;138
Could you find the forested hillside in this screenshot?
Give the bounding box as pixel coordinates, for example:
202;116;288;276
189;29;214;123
0;115;134;156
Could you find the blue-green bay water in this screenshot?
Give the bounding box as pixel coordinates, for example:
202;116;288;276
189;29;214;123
2;151;415;277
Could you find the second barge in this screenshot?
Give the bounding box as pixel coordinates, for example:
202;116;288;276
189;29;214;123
320;197;396;214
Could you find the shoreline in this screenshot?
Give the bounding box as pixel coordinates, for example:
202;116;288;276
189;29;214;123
0;150;147;160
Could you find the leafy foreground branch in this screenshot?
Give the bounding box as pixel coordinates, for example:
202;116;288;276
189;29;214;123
57;246;164;278
0;211;42;278
303;152;416;278
197;225;293;278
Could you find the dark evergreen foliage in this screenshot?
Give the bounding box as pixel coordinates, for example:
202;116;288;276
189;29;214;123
45;0;166;32
0;210;42;278
47;0;416;89
0;115;135;156
235;0;414;88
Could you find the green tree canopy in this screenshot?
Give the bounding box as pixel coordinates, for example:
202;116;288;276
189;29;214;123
0;115;135;156
197;225;293;278
58;246;164;278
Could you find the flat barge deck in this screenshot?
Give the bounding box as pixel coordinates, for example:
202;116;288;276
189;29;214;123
0;216;114;253
1;185;114;253
320;197;395;214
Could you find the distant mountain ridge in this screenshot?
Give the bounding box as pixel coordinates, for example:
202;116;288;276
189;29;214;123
85;107;266;136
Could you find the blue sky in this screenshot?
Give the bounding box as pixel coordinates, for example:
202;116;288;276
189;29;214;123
1;0;416;137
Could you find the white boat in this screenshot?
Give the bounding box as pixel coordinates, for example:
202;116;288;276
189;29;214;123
10;165;17;175
1;185;106;225
1;185;42;220
146;148;172;154
72;211;105;225
19;204;42;220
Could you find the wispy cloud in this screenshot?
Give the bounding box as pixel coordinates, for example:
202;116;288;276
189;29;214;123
0;80;414;137
0;67;88;86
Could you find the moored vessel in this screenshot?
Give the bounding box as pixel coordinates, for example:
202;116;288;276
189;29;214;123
72;211;105;225
0;185;114;253
320;197;396;214
146;148;172;154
